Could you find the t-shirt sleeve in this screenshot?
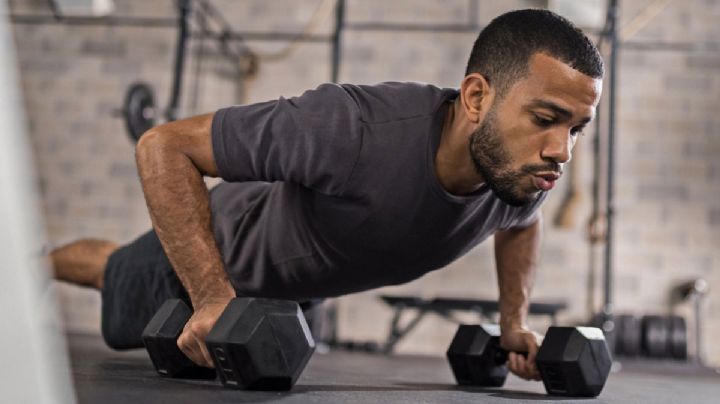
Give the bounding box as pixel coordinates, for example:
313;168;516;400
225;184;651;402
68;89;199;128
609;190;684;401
211;83;363;196
503;191;548;230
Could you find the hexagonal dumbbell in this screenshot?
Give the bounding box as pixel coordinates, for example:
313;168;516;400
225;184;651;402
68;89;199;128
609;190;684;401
446;324;612;397
205;298;316;390
142;297;315;390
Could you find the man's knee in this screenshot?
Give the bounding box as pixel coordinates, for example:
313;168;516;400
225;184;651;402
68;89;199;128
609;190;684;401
101;315;145;350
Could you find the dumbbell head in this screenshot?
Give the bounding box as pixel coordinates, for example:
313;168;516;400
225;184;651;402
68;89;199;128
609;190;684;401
141;299;217;379
205;298;315;390
446;324;509;387
535;326;611;397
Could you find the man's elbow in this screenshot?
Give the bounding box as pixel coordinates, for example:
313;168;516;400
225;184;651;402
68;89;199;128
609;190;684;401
135;129;166;169
137;113;219;177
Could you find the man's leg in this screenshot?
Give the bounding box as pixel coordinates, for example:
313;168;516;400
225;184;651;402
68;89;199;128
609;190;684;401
49;232;194;350
50;238;119;290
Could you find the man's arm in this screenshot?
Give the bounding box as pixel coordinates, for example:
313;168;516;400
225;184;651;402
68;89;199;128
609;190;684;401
494;211;543;380
135;113;235;368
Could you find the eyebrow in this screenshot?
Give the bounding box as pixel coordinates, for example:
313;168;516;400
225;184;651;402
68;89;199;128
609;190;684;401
528;99;593;125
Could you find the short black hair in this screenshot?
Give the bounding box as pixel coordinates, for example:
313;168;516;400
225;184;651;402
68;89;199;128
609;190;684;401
465;9;604;97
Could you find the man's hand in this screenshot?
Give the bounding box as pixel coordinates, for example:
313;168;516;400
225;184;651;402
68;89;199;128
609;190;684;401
500;327;543;381
177;298;233;368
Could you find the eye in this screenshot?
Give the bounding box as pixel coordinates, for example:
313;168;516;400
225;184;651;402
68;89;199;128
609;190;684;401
533;114;555;127
571;126;586;137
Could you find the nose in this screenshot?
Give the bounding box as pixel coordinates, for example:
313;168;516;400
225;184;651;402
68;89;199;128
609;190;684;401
541;130;573;165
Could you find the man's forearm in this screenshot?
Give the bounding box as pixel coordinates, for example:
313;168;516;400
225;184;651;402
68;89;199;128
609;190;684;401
494;214;542;332
136;131;235;308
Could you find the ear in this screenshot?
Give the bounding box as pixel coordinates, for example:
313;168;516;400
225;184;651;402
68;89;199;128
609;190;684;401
460;73;494;124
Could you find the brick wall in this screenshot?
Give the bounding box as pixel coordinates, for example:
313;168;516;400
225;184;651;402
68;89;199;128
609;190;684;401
10;0;720;365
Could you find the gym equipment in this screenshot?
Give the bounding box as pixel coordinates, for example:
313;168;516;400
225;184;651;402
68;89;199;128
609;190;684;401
205;298;316;390
641;315;669;358
672;279;707;364
446;324;508;387
120;0;187;143
143;297;315;390
536;327;611;397
141;299;216;379
447;324;612;397
379;295;566;354
614;314;688;360
330;339;382;353
667;315;687;360
615;314;641;357
123;82;157;142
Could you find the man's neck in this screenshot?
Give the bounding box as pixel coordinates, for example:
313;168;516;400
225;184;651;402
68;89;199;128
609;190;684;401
435;99;486;196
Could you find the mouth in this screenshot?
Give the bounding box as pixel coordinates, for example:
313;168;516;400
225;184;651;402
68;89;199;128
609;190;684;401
532;172;561;191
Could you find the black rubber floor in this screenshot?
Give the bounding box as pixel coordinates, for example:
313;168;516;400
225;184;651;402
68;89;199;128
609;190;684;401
67;333;720;403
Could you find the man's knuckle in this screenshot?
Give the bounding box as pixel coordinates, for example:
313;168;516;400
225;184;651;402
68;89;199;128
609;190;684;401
189;320;209;336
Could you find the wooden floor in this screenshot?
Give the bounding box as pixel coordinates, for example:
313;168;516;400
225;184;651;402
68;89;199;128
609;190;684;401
67;332;720;404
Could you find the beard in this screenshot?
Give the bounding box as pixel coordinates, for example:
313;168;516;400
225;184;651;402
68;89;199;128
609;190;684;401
469;105;555;207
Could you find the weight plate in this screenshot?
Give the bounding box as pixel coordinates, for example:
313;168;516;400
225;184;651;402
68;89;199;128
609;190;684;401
123;82;156;142
668;315;688;361
641;315;669;358
617;314;641;357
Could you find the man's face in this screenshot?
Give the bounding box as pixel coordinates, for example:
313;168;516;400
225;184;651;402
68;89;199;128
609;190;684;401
469;53;602;206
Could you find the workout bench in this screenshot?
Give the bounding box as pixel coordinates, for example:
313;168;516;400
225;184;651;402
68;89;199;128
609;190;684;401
378;295;567;354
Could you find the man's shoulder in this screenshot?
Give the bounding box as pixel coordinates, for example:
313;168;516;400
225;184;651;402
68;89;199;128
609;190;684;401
336;81;458;124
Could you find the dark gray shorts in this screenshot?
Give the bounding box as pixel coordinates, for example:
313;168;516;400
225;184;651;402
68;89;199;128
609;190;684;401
101;229;191;349
100;229;324;350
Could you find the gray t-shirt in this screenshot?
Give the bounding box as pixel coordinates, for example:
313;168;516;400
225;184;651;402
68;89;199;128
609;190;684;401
209;82;546;300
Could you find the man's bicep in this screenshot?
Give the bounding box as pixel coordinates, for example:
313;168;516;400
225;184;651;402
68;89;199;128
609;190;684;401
141;113;219;177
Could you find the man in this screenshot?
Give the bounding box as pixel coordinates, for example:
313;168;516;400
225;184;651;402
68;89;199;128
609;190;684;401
51;9;603;382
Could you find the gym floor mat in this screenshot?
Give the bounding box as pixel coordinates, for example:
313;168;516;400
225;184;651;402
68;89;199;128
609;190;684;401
67;332;720;404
